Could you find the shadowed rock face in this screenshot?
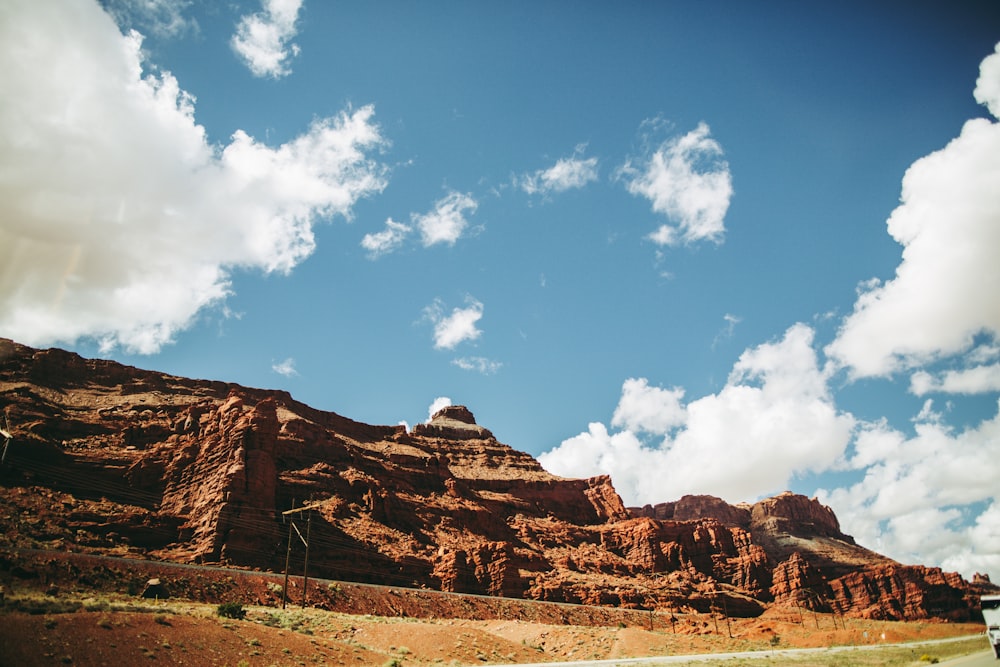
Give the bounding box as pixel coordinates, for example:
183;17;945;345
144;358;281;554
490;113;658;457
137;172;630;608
0;338;995;620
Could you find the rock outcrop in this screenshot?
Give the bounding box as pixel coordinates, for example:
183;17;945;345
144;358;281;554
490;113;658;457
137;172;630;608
633;495;752;527
0;338;994;621
827;564;976;621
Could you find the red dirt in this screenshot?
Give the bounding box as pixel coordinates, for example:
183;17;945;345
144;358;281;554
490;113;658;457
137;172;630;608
0;550;986;667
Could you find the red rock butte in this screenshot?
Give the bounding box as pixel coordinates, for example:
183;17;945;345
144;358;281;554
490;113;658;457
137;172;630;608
0;338;996;620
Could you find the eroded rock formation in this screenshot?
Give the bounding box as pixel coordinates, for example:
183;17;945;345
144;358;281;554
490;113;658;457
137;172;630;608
0;338;994;620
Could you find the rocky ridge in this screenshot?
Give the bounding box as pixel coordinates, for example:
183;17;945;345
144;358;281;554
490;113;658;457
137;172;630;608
0;338;995;621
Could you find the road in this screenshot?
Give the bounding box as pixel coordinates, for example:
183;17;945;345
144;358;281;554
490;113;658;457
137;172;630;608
486;635;992;666
937;650;998;667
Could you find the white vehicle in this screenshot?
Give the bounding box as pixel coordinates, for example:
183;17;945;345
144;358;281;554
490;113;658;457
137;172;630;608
984;595;1000;659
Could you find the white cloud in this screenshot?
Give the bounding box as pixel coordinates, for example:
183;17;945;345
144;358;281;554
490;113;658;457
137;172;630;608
363;191;478;257
452;356;502;374
272;357;298;377
101;0;197;38
426;396;452;422
520;145;599;196
969;342;1000;364
620;121;732;246
611;378;686;434
424;297;484;350
975;42;1000;118
361;218;411;258
540;324;855;505
231;0;303;79
817;402;1000;577
911;364;1000;396
712;312;742;348
415;192;478;247
826;43;1000;377
0;0;387;354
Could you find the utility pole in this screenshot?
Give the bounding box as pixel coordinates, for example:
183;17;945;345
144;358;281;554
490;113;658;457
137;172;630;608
301;509;312;609
1;413;13;465
282;499;295;609
281;500;323;609
720;594;732;638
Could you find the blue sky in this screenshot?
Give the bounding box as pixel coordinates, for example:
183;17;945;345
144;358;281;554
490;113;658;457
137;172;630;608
2;0;1000;578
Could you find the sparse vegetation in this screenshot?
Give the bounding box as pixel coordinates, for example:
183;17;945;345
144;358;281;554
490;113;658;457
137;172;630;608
216;601;246;620
0;573;988;667
264;609;311;632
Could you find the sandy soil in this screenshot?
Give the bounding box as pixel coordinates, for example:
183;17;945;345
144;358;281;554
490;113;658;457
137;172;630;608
0;597;985;667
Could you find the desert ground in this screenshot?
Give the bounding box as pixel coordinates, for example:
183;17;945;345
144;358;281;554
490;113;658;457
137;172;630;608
0;557;988;667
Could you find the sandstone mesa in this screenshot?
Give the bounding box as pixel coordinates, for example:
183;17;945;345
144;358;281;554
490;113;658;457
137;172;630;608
0;338;995;622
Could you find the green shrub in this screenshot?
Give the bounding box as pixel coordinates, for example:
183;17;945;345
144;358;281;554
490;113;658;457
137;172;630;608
216;601;246;620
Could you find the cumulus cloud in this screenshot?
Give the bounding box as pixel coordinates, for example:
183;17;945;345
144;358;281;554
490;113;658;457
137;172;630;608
232;0;303;79
976;41;1000;118
0;0;387;354
426;396;452;422
520;145;599;196
101;0;197;38
611;378;686;434
620;121;732;246
361;218;411;259
817;402;1000;577
361;191;477;258
271;357;298;377
826;43;1000;377
424;297;484;350
415;192;478;247
540;324;855;504
452;356;502;374
539;44;1000;579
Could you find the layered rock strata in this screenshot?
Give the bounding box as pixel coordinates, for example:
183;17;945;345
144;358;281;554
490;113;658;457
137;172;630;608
0;338;994;620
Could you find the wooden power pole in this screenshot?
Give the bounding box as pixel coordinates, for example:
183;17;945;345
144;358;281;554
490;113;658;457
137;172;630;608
281;500;323;609
1;413;13;465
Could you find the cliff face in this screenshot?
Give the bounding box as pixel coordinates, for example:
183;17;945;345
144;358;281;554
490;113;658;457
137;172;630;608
0;339;993;620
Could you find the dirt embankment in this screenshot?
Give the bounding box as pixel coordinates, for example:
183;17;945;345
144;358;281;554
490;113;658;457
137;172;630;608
0;549;987;667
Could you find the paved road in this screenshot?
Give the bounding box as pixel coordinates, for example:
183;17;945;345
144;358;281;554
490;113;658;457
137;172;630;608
937;649;997;667
486;634;991;666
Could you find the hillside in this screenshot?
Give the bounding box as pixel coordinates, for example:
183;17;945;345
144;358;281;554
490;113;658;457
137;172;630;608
0;338;995;622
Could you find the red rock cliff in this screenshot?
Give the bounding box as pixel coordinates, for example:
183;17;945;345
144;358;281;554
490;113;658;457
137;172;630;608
0;338;992;620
